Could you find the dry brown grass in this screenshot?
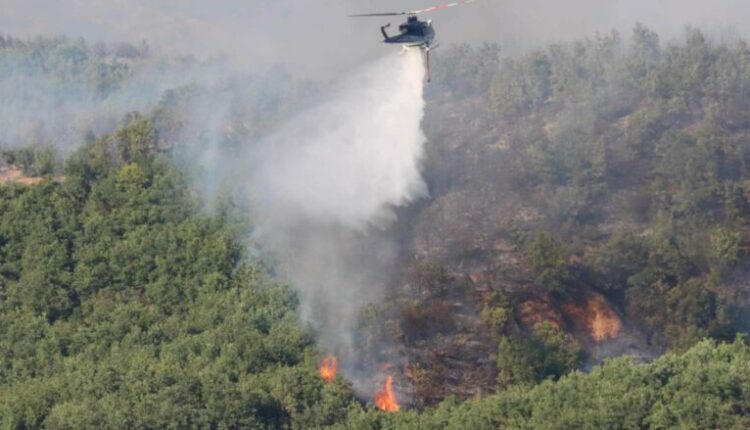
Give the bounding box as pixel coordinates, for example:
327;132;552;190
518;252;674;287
0;166;45;186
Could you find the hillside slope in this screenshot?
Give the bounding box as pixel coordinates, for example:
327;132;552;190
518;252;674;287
379;26;750;402
3;27;750;427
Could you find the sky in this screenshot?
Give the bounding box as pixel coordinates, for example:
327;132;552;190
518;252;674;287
3;1;750;77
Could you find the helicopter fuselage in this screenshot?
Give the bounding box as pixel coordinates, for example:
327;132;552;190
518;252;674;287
352;1;475;83
381;15;436;47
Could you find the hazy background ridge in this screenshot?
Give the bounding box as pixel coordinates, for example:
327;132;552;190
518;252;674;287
4;1;750;77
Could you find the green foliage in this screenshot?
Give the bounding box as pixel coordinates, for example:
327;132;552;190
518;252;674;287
491;51;553;116
528;233;573;294
0;35;132;99
592;232;650;291
1;146;59;176
332;338;750;429
435;43;501;95
406;258;453;297
0;122;359;429
497;323;585;388
480;291;511;337
6;26;750;427
710;228;743;273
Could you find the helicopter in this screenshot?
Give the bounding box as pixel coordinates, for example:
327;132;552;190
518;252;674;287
350;1;475;82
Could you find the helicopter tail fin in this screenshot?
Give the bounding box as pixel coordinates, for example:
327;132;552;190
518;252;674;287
381;23;391;40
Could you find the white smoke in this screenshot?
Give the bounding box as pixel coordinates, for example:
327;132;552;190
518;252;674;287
242;49;428;389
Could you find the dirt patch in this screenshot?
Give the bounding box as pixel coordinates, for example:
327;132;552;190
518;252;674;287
0;166;45;186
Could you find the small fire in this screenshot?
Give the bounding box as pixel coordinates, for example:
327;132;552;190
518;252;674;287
562;294;623;342
374;375;400;412
319;356;338;383
588;297;622;342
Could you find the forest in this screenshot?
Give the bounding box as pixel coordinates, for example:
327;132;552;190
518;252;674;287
2;25;750;428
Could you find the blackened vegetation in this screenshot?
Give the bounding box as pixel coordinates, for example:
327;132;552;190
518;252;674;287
381;24;750;410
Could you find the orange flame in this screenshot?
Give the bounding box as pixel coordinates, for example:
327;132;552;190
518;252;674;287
562;294;623;342
374;375;400;412
587;297;622;342
319;356;338;383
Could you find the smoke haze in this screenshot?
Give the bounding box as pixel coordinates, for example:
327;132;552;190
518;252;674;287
4;1;750;76
243;50;427;393
4;0;750;149
5;0;750;399
0;48;220;150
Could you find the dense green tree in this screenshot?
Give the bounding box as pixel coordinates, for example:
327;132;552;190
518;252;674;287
332;338;750;429
0;120;359;429
528;233;573;294
497;323;585;388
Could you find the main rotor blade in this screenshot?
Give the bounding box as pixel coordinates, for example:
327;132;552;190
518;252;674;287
349;0;475;18
349;12;409;17
411;0;475;14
